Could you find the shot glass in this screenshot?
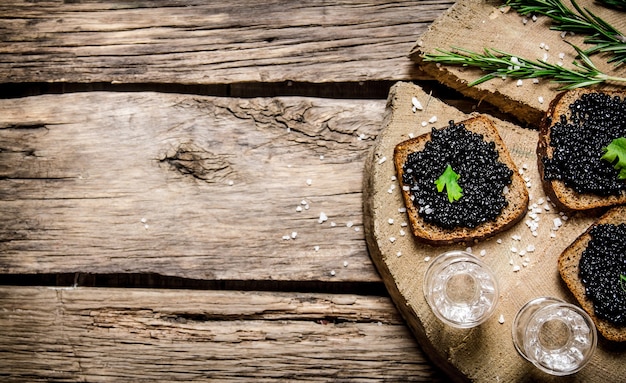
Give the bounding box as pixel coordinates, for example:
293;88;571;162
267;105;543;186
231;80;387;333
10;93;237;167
512;297;597;376
423;250;499;328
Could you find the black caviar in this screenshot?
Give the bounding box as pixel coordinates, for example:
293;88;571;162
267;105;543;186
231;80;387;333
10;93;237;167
542;92;626;196
401;121;513;229
579;223;626;326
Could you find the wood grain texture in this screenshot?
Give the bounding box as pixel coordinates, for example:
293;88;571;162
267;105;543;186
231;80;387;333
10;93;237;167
410;0;626;126
0;92;384;282
0;0;453;85
0;286;445;382
363;82;624;382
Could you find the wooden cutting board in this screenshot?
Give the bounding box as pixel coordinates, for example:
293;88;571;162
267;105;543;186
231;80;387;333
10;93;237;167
410;0;626;126
363;82;625;382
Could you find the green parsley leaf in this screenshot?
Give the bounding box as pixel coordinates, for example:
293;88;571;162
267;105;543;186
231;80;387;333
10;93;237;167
621;274;626;293
434;164;463;203
601;137;626;180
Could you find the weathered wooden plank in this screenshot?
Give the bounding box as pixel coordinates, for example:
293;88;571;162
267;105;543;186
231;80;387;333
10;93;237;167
0;0;453;85
0;92;384;282
0;286;445;382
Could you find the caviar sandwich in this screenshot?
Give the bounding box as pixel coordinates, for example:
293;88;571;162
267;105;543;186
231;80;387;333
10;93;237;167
394;115;529;245
558;206;626;342
537;89;626;211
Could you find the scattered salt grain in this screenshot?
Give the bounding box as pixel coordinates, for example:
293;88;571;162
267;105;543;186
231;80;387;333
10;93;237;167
516;79;523;87
553;217;563;229
330;270;336;276
421;121;428;127
228;180;234;186
399;229;406;236
480;249;487;257
314;245;320;251
512;265;521;272
398;207;407;213
291;232;298;239
141;218;147;223
343;261;349;267
306;179;312;186
282;235;291;240
330;221;337;227
400;222;408;227
389;237;396;243
411;96;423;112
497;239;503;244
319;212;328;224
397;251;402;257
538;96;544;104
532;78;540;84
499;314;505;324
526;244;536;252
388;218;394;225
346;221;354;228
532;14;537;22
378;156;387;165
424;256;431;262
296;206;302;212
428;115;438;124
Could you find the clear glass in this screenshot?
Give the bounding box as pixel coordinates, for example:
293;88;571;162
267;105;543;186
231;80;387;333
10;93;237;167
423;250;499;328
512;297;597;376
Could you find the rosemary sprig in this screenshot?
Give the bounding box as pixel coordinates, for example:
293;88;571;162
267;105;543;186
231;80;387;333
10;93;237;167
423;45;626;89
596;0;626;11
505;0;626;65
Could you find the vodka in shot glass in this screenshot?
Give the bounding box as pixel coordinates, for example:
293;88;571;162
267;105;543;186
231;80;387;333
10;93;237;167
423;250;499;328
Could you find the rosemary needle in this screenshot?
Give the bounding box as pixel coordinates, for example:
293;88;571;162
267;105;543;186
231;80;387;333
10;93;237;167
505;0;626;65
423;46;626;89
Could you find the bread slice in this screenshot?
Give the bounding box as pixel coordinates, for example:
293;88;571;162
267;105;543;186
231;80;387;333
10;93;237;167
393;115;529;245
558;206;626;342
537;89;626;211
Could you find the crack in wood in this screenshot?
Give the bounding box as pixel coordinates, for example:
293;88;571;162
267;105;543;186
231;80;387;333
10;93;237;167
159;142;235;183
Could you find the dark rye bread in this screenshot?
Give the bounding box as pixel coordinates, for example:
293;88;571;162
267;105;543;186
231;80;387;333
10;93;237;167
537;88;626;211
558;206;626;342
393;115;529;245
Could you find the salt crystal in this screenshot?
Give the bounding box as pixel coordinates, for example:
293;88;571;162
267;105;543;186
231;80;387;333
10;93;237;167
526;244;536;252
553;217;563;228
378;156;387;165
314;245;320;251
428;115;438;123
424;256;431;262
480;249;487;257
411;96;423;111
282;235;291;240
398;207;407;213
306;179;312;186
140;218;147;223
389;237;396;243
291;232;298;239
319;212;328;223
388;218;394;225
512;265;521;272
346;221;354;228
499;314;505;324
516;79;523;87
330;270;336;276
343;261;349;267
397;251;402;257
538;96;544;104
296;206;302;212
421;121;428;127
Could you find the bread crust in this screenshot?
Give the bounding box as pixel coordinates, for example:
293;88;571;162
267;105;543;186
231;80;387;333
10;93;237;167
537;89;626;212
393;115;529;245
558;205;626;342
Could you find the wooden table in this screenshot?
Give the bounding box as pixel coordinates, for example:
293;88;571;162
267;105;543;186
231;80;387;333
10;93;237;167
0;1;465;381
